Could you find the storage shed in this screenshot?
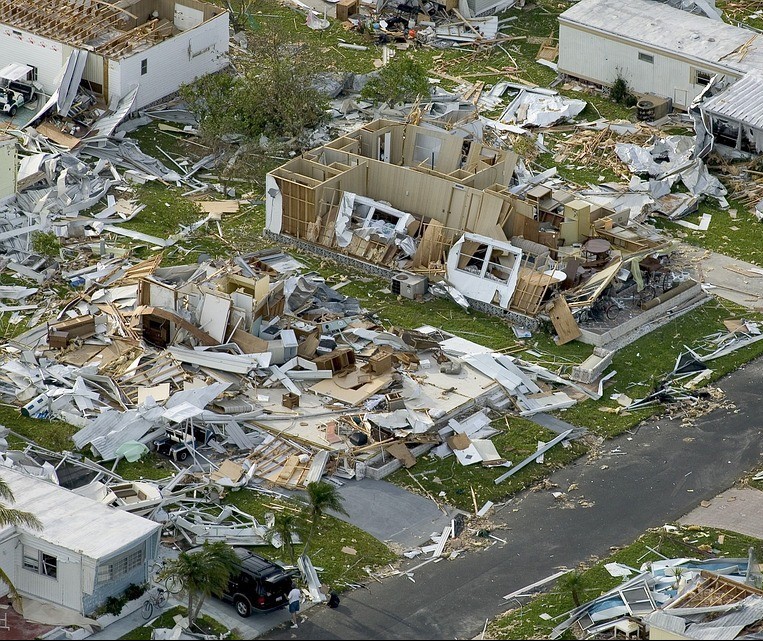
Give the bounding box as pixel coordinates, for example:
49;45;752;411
0;468;160;617
558;0;763;109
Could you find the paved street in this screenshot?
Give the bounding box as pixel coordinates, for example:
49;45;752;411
264;357;763;640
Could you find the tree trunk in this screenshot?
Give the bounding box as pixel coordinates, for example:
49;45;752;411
188;591;195;625
192;594;207;625
302;520;316;557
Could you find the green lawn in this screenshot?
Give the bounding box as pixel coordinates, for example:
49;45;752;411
389;416;587;513
488;524;763;639
656;199;763;267
560;298;763;436
224;489;397;588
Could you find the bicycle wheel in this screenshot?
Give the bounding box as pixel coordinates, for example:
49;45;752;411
156;589;168;608
604;301;619;321
142;600;154;620
150;562;162;583
165;575;183;595
640;285;656;303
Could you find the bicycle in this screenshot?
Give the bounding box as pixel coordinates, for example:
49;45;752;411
606;285;656;320
150;559;183;595
141;587;168;620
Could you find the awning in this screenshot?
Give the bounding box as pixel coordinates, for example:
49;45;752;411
0;63;33;82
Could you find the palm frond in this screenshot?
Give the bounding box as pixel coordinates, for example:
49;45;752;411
0;477;15;503
0;505;42;530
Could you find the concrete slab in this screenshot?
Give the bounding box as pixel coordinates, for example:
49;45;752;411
678;243;763;309
331;479;455;550
678;486;763;539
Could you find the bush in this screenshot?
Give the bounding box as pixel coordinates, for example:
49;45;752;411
610;70;637;107
124;583;147;601
610;74;629;103
100;594;128;617
361;56;430;106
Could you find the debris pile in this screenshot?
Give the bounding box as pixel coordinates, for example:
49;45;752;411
551;545;763;640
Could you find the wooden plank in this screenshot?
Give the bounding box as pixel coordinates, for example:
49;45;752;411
277;456;300;484
549;296;581;345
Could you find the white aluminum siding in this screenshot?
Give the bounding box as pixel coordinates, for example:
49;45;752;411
116;12;229;111
558;23;736;109
0;26;65;94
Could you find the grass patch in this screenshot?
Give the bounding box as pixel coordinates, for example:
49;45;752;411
120;605;241;640
655;199;763;267
2;407;78;452
488;524;763;640
224;489;397;587
388;417;588;512
115;452;176;481
559;298;763;436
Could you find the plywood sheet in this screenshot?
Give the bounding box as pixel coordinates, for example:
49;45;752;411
310;371;392;405
549;296;581;345
385;442;416;468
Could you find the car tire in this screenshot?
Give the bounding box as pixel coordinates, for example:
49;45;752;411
9;106;16;116
234;595;252;618
176;450;189;462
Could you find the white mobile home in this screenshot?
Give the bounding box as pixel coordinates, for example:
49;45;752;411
558;0;763;109
0;468;160;617
0;0;229;111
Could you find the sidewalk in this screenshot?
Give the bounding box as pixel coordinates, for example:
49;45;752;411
678;486;763;539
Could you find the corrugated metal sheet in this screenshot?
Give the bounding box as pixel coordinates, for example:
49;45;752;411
645;611;686;635
560;0;763;75
702;73;763;129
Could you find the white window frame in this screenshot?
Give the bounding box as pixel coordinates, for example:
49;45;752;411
692;68;713;86
97;549;144;584
22;546;57;579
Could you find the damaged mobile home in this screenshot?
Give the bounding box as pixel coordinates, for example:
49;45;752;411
0;0;229;113
558;0;763;155
265;119;702;343
0;466;160;619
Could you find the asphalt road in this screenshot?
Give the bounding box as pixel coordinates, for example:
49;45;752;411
264;358;763;640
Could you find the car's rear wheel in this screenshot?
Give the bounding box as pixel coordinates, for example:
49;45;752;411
234;595;251;618
176;450;189;462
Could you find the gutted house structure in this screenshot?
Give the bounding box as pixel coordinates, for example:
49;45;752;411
0;0;229;111
0;468;160;617
558;0;763;110
265;120;672;332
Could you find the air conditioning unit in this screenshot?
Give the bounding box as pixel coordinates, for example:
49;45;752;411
636;94;672;122
391;273;428;300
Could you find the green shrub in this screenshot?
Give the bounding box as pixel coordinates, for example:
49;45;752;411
124;583;147;601
610;74;629;103
100;594;128;617
361;56;430;106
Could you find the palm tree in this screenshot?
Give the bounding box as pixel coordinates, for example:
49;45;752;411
302;481;348;556
0;475;42;604
558;570;586;608
159;541;239;626
265;512;301;566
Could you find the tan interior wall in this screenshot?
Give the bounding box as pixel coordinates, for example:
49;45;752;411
316;163;368;210
125;0;222;28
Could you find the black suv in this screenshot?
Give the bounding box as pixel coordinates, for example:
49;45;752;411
220;549;297;617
